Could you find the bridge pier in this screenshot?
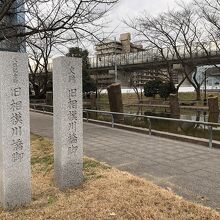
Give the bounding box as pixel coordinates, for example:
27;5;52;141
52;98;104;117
173;64;195;87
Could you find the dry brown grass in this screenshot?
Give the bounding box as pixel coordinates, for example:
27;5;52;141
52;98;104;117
0;135;220;220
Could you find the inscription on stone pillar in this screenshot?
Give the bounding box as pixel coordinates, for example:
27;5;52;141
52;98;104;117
0;52;31;210
53;57;83;189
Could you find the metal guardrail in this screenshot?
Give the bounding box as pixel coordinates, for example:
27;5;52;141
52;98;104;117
83;109;220;148
30;104;220;148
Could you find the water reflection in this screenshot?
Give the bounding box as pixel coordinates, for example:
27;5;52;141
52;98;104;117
179;112;201;132
87;105;220;141
142;110;220;141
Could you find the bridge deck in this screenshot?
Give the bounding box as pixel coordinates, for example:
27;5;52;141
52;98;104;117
90;48;220;71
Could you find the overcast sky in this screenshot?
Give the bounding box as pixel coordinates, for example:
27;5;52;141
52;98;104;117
72;0;193;55
105;0;192;40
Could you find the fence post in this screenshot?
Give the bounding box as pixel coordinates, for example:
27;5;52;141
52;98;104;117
111;114;115;128
148;118;152;135
86;111;89;122
208;126;213;148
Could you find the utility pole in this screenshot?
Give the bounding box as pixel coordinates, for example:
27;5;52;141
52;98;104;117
204;70;207;106
114;37;118;83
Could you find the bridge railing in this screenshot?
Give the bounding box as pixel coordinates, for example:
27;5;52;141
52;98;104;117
90;41;220;69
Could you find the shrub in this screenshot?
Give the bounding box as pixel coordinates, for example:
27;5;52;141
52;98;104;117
144;79;162;97
144;79;176;99
158;82;176;100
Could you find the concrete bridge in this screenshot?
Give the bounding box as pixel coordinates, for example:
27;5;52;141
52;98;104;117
90;42;220;72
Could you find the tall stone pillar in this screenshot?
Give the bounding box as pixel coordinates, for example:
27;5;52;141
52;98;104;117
169;94;180;118
208;96;219;113
53;57;83;189
46;91;53;106
90;93;97;109
107;83;124;123
0;52;31;209
208;96;219;123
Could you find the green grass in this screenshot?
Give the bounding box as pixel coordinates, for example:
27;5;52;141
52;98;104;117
83;157;111;181
95;92;220;108
178;92;220;101
47;195;57;205
31;155;54;166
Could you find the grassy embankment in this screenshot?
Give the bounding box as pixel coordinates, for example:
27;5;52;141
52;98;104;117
97;92;220;105
0;135;220;219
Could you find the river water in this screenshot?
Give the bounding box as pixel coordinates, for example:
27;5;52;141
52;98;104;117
89;105;220;141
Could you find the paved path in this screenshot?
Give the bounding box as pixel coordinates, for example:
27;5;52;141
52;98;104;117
30;111;220;209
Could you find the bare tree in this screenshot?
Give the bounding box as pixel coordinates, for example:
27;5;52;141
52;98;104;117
10;0;119;98
27;33;55;98
193;0;220;60
194;0;220;32
125;12;185;92
125;4;208;100
0;0;118;51
129;69;169;103
27;26;76;98
129;72;142;102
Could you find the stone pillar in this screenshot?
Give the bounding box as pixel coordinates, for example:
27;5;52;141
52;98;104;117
208;96;219;123
53;57;83;189
208;96;219;113
208;112;219;123
90;93;96;109
0;52;31;209
169;94;180;118
107;83;124;123
46;91;53;106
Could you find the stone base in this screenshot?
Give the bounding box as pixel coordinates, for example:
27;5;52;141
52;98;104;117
54;161;83;189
